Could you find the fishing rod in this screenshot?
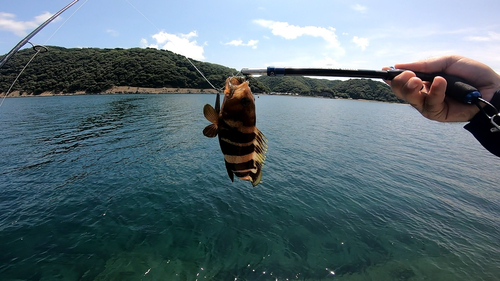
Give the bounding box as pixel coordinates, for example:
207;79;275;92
241;66;482;106
242;66;500;131
0;0;80;70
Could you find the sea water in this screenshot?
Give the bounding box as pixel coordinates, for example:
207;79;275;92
0;94;498;280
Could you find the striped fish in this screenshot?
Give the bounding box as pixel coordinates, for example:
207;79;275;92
203;77;268;186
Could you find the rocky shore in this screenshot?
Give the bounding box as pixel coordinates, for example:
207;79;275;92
2;86;219;97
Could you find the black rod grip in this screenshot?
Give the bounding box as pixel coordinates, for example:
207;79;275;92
417;72;481;104
386;69;481;104
254;67;482;104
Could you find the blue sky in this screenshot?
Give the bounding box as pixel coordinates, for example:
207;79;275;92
1;0;500;73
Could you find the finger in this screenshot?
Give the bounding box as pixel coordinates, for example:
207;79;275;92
426;76;447;107
391;71;426;110
395;57;500;103
421;76;447;119
394;55;463;73
381;66;393;85
423;76;479;121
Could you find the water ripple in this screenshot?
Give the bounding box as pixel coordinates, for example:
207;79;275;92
0;95;498;280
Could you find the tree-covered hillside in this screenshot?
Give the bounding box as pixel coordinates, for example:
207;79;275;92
255;76;402;103
0;46;261;94
0;46;402;103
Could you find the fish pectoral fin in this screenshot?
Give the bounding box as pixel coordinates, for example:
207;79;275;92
224;160;235;182
203;124;218;138
203;104;218;124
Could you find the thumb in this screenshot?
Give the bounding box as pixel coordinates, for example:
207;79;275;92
426;76;447;107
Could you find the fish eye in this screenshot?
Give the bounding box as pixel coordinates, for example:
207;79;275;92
241;97;250;107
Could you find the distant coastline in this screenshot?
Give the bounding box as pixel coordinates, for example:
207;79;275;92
0;87;402;104
1;47;401;103
1;86;219;97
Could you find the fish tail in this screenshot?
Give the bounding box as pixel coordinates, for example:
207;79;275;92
250;128;267;186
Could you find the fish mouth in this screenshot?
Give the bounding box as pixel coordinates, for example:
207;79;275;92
226;76;249;99
228;76;245;87
227;77;245;90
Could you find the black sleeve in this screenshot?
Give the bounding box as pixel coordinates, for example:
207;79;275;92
464;90;500;157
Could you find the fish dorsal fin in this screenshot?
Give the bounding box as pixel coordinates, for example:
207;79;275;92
215;92;220;113
203;124;218;138
203;104;218;124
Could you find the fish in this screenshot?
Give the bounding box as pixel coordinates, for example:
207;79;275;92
203;76;268;186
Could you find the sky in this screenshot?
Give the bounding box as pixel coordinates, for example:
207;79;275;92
1;0;500;74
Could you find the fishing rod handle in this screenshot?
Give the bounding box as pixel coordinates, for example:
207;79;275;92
263;67;482;105
240;67;482;105
386;69;481;105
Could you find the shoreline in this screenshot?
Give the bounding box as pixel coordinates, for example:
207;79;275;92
1;86;404;104
1;86;219;97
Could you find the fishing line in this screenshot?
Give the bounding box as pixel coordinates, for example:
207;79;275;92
124;0;161;32
43;0;89;44
0;44;46;108
123;0;224;92
0;0;85;108
184;57;222;92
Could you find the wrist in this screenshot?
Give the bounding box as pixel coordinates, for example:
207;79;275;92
488;89;500;131
490;89;500;109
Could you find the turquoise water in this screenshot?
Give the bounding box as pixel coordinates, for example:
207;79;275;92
0;94;498;281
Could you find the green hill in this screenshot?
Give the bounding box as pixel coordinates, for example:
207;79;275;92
255;75;402;102
0;46;401;102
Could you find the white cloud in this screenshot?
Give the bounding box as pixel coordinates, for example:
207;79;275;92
224;40;241;46
465;31;500;42
352;4;367;13
33;12;53;24
141;30;205;60
0;11;53;36
312;57;341;68
106;29;119;37
254;19;344;55
224;39;258;49
352;36;369;50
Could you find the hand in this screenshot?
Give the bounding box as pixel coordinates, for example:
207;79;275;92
384;55;500;122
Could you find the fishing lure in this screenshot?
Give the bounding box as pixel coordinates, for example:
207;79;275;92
203;77;267;186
